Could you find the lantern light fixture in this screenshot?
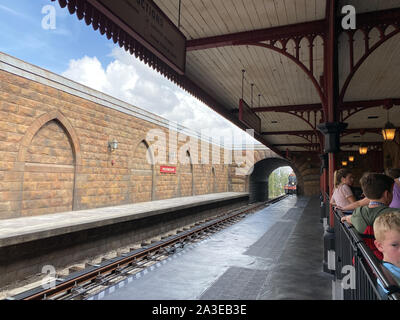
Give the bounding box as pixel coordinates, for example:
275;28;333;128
342;160;348;167
382;108;396;141
108;139;118;152
382;121;396;141
348;155;355;162
359;144;368;155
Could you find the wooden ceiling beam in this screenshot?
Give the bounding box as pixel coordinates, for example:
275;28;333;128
262;130;316;136
273;141;383;147
186;7;400;52
262;128;384;136
186;20;326;51
354;7;400;30
341;98;400;110
230;99;400;114
253;104;322;113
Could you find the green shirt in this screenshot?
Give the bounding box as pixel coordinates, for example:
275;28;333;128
351;206;396;233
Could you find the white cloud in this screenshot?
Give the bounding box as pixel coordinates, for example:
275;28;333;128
62;55;108;92
62;48;262;147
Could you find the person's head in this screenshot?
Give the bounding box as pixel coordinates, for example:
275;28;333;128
385;168;400;180
335;168;354;188
374;211;400;268
360;172;394;204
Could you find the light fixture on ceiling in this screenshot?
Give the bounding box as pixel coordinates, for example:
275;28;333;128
342;160;348;167
348;155;355;162
382;109;396;141
359;130;367;155
359;144;368;155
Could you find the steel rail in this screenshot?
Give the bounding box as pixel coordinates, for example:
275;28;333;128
12;195;287;300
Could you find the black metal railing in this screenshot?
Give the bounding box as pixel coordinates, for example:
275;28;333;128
334;209;400;300
320;192;330;222
322;193;334;274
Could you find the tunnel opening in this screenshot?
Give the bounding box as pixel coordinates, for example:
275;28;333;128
248;158;302;203
268;166;294;198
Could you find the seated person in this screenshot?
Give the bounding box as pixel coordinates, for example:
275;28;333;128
373;211;400;298
385;168;400;209
330;169;369;213
341;173;397;260
350;185;364;201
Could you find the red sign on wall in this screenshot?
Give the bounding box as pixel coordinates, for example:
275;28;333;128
160;166;176;174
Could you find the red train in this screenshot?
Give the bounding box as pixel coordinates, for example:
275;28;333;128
284;172;297;195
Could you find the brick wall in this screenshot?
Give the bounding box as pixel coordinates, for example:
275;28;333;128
0;53;322;220
292;153;321;196
0;67;241;219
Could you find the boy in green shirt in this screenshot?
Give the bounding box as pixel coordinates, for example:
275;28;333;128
341;173;397;259
341;173;395;230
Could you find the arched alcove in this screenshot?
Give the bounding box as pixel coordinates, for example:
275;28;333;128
211;167;217;193
16;111;81;216
179;151;194;196
131;140;154;203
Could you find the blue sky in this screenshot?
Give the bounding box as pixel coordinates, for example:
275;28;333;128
0;0;113;73
0;0;261;147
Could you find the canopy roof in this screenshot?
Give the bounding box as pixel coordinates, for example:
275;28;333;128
52;0;400;156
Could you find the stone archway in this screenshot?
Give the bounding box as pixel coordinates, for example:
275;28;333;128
131;140;155;203
16;111;81;216
211;167;217;193
179;151;194;197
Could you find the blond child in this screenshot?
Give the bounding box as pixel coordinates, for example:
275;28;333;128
373;211;400;297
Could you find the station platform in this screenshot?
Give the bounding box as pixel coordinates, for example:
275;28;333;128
0;192;249;288
0;192;248;247
88;195;332;300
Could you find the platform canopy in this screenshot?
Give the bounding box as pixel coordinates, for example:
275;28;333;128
51;0;400;156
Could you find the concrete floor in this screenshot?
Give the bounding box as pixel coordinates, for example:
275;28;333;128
0;192;248;247
89;195;332;300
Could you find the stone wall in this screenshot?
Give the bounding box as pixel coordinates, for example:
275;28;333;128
0;53;322;220
0;64;238;220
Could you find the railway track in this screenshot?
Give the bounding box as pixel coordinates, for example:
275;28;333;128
10;195;287;300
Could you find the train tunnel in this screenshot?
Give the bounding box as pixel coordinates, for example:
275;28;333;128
248;158;302;203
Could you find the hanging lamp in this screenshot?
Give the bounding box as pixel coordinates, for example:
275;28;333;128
382;108;396;141
359;144;368;155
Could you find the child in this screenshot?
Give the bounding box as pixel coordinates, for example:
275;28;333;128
373;211;400;298
341;173;395;259
331;169;369;212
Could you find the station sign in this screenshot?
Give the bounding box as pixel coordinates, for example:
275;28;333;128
96;0;186;74
160;166;176;174
238;99;261;133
